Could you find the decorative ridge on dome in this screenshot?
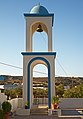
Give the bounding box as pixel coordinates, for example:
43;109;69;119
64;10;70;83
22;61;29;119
30;4;49;15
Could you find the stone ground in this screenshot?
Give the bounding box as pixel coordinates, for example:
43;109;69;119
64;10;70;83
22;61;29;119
62;110;83;116
10;108;83;119
10;115;83;119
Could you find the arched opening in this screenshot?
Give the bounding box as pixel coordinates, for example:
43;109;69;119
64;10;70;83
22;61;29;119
33;64;48;77
32;31;48;52
33;64;48;107
31;22;48;52
27;57;51;109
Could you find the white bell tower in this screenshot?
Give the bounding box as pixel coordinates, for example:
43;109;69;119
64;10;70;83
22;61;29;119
21;4;56;114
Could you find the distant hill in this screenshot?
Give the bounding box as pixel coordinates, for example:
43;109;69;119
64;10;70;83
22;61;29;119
33;77;83;87
0;75;83;86
0;75;22;85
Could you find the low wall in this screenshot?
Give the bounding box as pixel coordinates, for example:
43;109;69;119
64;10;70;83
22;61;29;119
0;91;7;104
18;98;23;108
59;98;83;109
9;98;18;112
9;98;83;112
9;98;23;112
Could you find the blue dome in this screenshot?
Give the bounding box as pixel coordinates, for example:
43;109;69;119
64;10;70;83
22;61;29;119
30;5;49;15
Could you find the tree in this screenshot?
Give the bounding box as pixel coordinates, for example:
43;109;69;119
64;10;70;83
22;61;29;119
14;88;22;98
4;87;22;99
33;88;48;98
64;84;83;98
56;84;64;98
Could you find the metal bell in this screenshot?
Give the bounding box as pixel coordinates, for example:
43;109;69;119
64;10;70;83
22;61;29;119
36;24;43;32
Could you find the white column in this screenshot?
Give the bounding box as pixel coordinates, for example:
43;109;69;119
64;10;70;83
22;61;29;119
30;67;33;108
26;20;31;51
50;58;55;101
23;57;28;107
48;26;52;51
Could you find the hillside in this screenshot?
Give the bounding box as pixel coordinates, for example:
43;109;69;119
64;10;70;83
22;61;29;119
0;75;83;86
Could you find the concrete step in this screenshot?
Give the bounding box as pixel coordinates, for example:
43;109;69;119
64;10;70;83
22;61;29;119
30;108;48;115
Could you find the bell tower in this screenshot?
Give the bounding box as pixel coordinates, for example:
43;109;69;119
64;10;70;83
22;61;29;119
21;4;56;114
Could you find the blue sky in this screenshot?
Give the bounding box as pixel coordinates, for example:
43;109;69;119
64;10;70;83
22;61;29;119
0;0;83;77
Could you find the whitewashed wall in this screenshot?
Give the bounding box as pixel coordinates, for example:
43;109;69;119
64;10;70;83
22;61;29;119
8;98;83;112
9;98;18;112
18;98;23;108
59;98;83;109
0;91;7;105
9;98;23;112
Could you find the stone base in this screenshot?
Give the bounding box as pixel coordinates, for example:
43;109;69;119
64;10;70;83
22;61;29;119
16;108;30;115
48;109;52;115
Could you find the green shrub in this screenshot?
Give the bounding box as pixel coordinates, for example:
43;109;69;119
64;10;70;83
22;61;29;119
0;109;4;119
52;96;60;104
2;101;12;113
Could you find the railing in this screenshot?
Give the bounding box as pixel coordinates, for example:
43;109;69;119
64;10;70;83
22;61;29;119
33;98;48;105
